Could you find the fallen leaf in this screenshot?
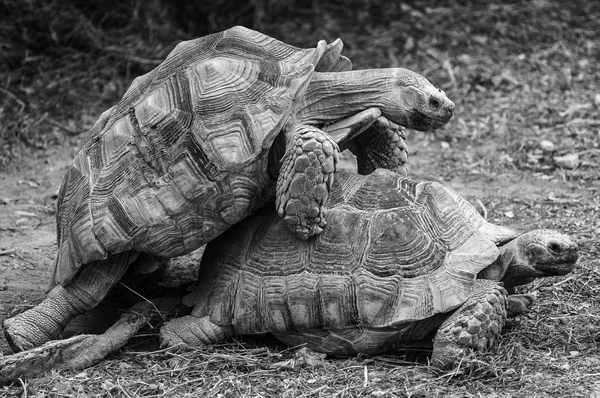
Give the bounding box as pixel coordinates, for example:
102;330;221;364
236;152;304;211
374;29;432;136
14;211;37;217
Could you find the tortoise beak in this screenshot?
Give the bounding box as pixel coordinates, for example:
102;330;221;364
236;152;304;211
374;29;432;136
411;104;454;131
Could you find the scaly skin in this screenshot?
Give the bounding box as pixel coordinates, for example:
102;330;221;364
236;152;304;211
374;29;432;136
3;251;135;352
160;315;234;348
431;280;508;369
348;118;409;176
276;124;339;239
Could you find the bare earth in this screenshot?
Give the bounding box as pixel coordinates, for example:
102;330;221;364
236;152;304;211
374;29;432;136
0;144;76;355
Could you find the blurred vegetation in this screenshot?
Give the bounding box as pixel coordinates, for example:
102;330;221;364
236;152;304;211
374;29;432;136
1;0;599;168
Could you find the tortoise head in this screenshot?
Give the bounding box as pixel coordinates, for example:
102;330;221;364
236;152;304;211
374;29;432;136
379;68;455;131
496;229;578;290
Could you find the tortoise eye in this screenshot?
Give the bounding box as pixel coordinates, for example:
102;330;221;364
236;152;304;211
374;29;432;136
429;97;441;108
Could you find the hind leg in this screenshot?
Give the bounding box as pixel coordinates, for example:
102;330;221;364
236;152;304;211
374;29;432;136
3;251;136;352
0;299;179;382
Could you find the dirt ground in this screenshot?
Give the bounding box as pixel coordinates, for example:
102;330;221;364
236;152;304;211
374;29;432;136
0;143;74;352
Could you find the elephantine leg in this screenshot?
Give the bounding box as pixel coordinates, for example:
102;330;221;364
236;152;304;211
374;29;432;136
322;108;409;176
276;124;339;240
160;315;235;348
0;298;178;384
2;251;136;352
348;117;409;176
431;280;508;369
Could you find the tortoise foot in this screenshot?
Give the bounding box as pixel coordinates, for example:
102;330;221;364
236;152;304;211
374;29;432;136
431;280;508;369
3;252;134;352
507;293;537;317
277;125;339;240
160;315;234;348
3;287;75;352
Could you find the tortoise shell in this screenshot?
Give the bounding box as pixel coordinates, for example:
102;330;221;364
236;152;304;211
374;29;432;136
53;26;348;286
186;169;521;349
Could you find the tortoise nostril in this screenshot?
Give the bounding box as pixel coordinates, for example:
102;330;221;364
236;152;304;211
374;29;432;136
548;242;563;253
429;97;441;108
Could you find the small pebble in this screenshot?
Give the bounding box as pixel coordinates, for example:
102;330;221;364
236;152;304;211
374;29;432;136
539;140;555;151
553;153;579;169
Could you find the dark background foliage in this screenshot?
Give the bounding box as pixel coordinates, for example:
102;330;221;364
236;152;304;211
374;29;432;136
2;0;598;166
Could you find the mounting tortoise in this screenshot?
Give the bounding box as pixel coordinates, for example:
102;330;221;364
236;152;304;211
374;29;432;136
3;26;454;352
159;169;578;368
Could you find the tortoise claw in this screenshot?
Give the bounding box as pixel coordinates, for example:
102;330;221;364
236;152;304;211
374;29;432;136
285;216;325;240
507;293;537;317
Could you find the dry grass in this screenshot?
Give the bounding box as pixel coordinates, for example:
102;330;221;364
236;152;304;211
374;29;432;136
0;0;182;166
1;0;600;396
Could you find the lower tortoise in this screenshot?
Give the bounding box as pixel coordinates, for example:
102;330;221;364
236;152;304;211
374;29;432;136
161;169;578;368
0;170;578;378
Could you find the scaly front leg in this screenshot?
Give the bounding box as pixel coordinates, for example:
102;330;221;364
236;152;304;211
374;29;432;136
322;108;409;176
347;117;409;176
276;124;339;240
431;280;508;369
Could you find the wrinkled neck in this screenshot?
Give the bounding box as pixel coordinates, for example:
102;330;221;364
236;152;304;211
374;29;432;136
295;69;394;125
478;240;518;282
